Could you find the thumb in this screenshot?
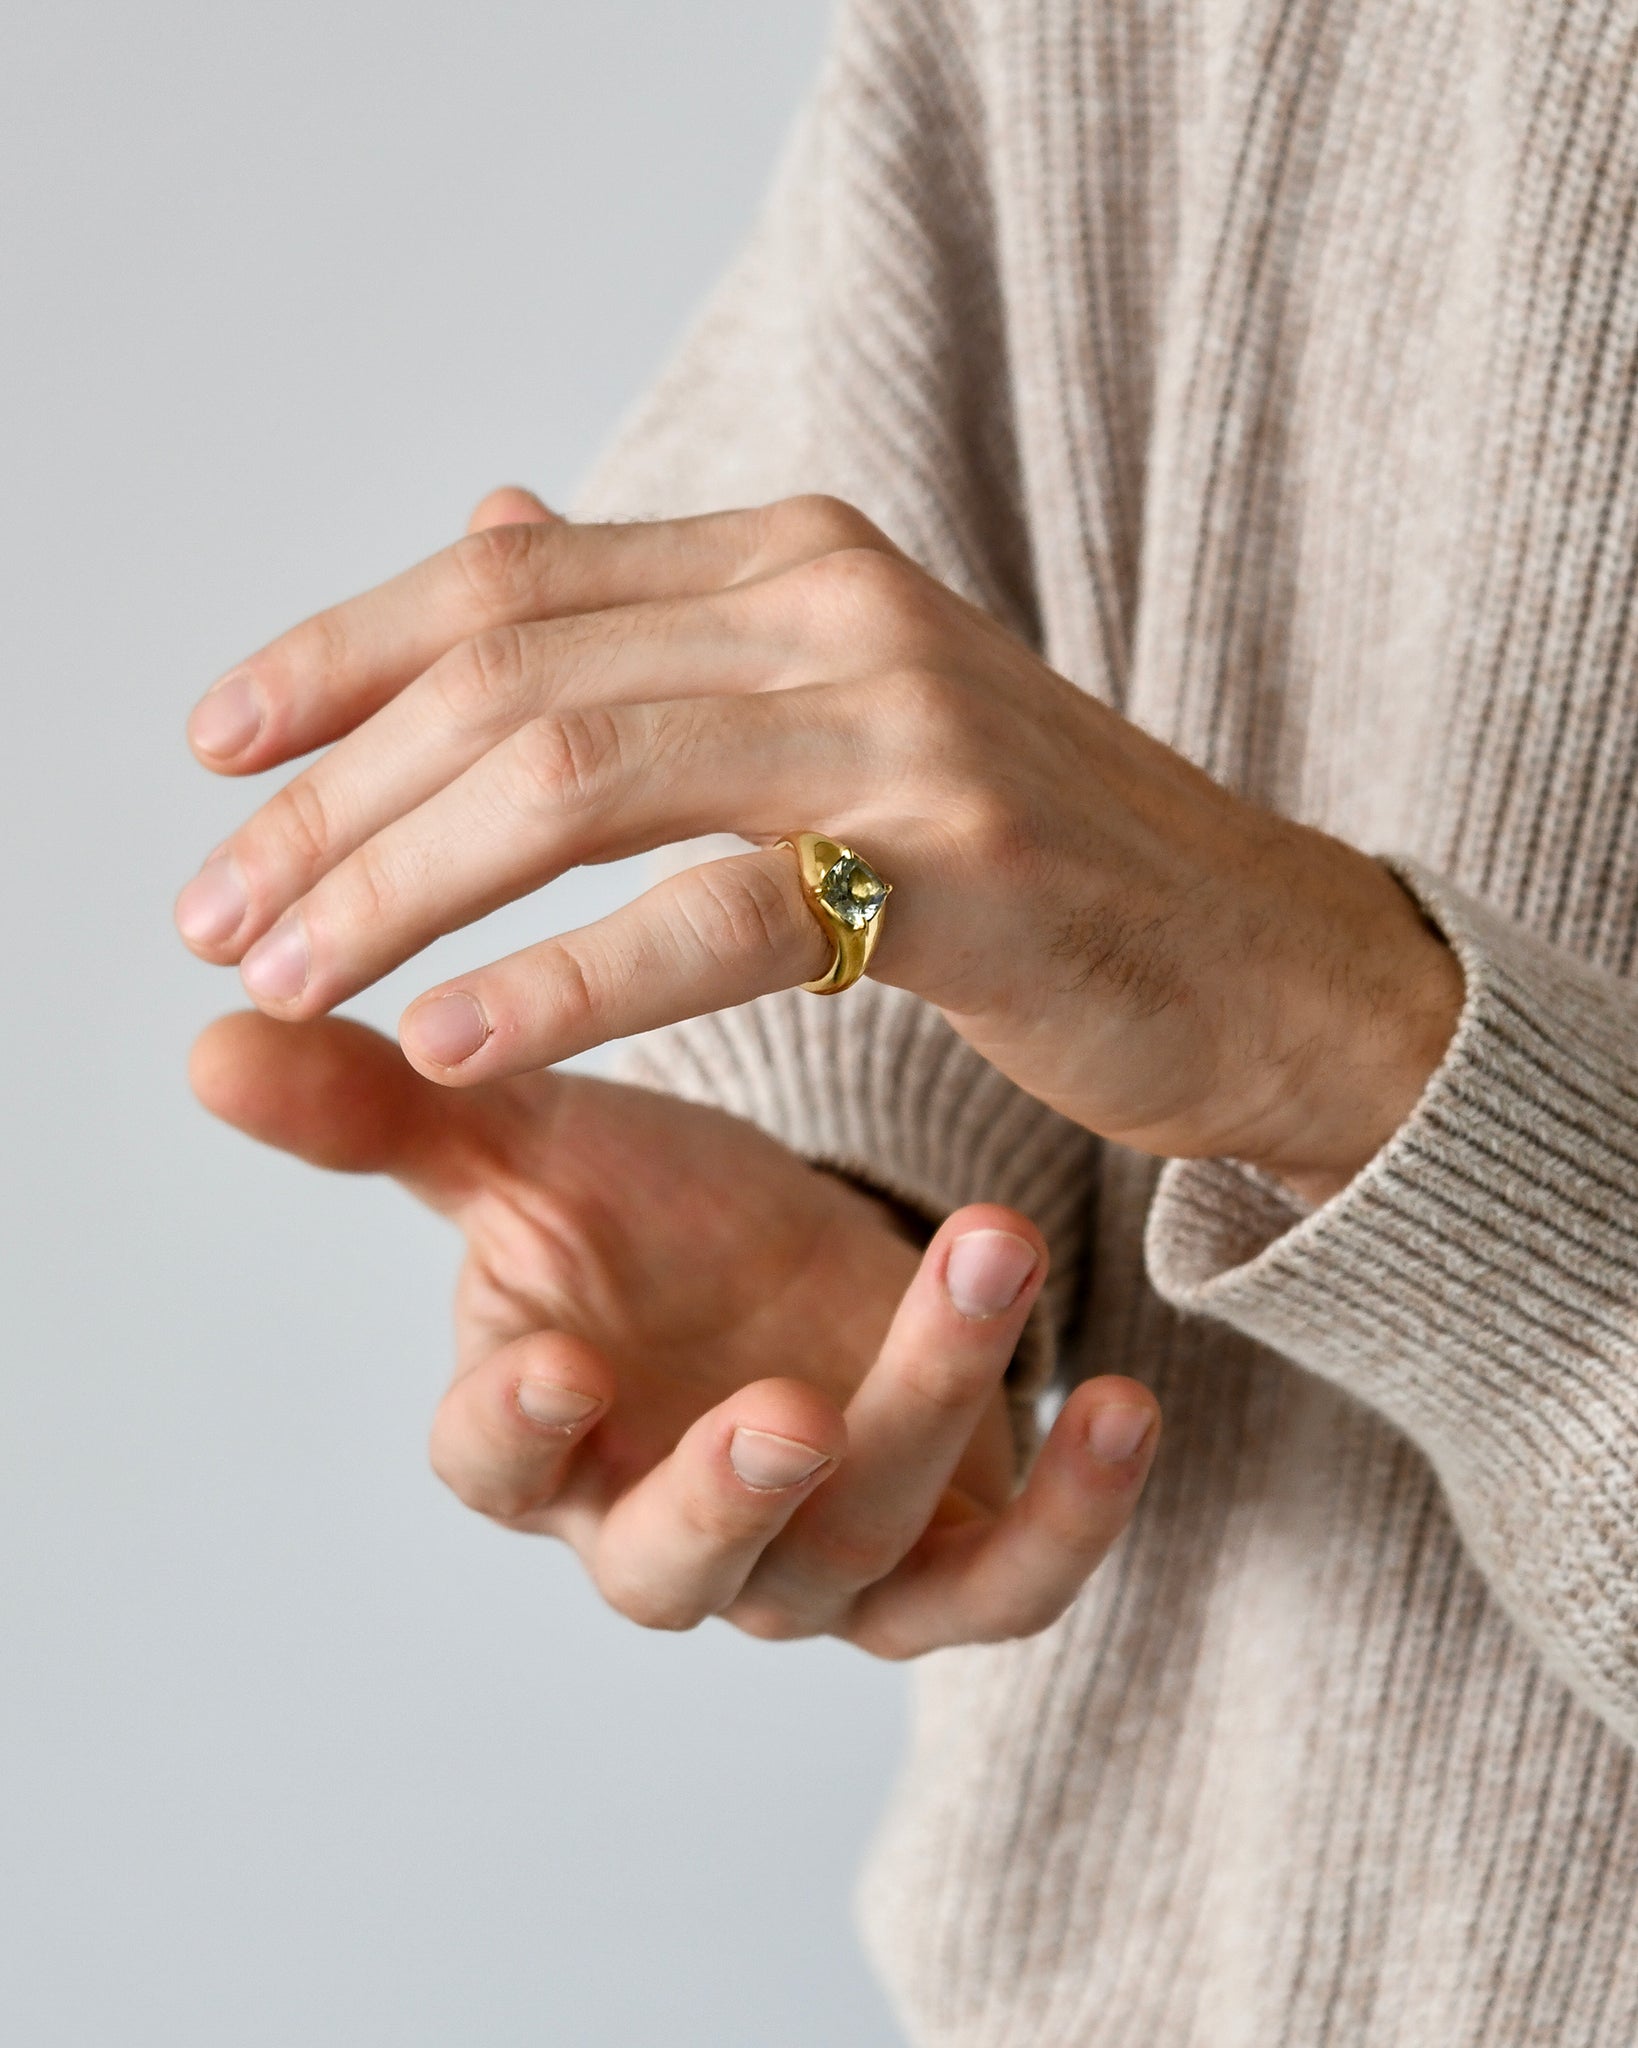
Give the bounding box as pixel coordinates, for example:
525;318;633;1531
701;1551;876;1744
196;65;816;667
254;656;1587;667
188;1011;496;1212
466;483;561;535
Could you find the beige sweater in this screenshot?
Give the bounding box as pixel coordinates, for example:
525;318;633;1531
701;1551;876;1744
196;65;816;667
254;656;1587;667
578;2;1638;2040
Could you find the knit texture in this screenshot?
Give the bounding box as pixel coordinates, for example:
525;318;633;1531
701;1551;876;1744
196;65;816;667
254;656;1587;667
577;2;1638;2040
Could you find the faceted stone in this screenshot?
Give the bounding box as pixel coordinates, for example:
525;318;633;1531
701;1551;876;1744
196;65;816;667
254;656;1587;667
817;849;889;930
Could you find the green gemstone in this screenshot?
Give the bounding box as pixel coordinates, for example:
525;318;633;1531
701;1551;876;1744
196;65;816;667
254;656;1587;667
818;850;888;931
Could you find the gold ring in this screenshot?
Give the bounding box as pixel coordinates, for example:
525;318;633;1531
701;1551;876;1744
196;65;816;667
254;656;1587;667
778;833;893;995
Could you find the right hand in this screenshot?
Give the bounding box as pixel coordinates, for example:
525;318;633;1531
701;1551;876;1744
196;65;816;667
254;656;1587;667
176;482;1457;1207
191;1010;1160;1656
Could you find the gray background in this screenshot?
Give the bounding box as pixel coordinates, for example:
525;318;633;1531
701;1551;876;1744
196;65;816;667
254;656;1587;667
0;4;911;2042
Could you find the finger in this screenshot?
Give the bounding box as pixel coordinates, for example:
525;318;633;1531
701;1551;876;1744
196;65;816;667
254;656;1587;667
588;1380;845;1633
839;1376;1161;1660
186;494;891;775
188;1010;508;1213
232;687;855;1022
176;584;800;966
721;1208;1045;1638
467;485;560;534
428;1328;613;1530
400;848;831;1079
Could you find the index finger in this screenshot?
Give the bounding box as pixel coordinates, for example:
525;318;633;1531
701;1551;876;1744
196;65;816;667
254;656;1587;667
187;494;892;775
428;1323;615;1534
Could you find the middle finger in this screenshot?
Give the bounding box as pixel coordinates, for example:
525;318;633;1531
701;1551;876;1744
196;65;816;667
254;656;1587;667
232;684;865;1019
724;1207;1045;1640
177;582;801;963
587;1378;846;1632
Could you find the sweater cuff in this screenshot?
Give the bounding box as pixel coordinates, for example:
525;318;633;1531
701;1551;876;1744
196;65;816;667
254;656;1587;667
622;982;1099;1458
1144;859;1638;1730
1145;854;1638;1419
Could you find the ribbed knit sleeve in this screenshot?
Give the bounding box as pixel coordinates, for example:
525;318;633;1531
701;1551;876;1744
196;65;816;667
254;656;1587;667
1146;859;1638;1747
570;7;1101;1408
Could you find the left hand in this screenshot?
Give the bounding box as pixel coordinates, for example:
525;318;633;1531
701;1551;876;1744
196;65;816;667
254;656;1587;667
177;488;1462;1200
187;1008;1160;1657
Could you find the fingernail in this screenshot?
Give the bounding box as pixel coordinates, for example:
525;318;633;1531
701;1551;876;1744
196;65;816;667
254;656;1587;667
175;854;249;946
1087;1404;1154;1466
945;1230;1039;1318
240;917;309;1002
516;1380;600;1431
405;991;490;1067
190;670;265;759
729;1428;831;1492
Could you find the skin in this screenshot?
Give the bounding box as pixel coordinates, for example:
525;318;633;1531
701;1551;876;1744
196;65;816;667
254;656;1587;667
179;485;1462;1653
190;1006;1159;1654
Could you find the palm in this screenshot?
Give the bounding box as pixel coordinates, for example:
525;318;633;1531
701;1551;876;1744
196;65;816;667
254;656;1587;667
190;1013;1013;1512
445;1062;925;1492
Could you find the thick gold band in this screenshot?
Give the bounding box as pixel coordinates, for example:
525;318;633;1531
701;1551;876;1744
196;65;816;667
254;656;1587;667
778;833;893;996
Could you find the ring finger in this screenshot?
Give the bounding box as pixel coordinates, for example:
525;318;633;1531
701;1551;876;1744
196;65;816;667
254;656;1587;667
400;847;833;1078
587;1379;846;1632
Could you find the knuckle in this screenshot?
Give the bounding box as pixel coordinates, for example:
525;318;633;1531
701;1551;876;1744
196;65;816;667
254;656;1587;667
450;521;547;615
900;1347;1003;1417
844;1613;926;1663
964;1568;1078;1645
427;1432;527;1524
426;1427;464;1497
846;1577;1074;1660
593;1563;705;1635
983;1583;1076;1643
789;1518;902;1591
774;491;880;557
525;939;602;1049
959;785;1045;885
512;706;619;812
802;543;922;619
683;860;796;967
263;772;337;872
434;625;527;729
292;603;353;681
676;1481;774;1553
328;839;395;933
727;1600;820;1644
885;663;970;752
782;546;941;664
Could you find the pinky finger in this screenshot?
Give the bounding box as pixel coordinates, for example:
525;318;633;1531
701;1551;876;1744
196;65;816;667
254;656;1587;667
840;1377;1160;1661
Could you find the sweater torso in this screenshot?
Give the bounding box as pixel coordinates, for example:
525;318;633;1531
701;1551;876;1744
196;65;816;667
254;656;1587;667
583;3;1638;2039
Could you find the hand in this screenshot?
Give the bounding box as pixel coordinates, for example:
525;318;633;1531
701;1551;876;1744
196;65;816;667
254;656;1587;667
176;487;1462;1200
188;1010;1159;1655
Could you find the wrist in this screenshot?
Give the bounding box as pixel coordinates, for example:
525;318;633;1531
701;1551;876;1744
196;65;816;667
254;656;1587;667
1233;854;1465;1206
